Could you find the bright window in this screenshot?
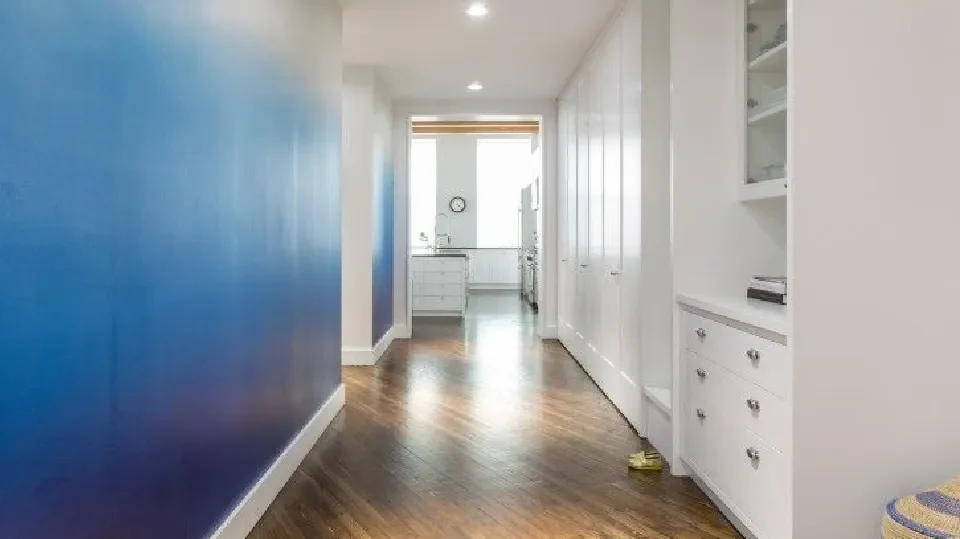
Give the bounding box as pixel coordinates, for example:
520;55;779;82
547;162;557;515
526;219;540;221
410;138;437;247
476;138;533;248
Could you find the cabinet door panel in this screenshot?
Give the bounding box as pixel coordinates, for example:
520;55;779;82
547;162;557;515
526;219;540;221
601;25;624;380
575;76;592;338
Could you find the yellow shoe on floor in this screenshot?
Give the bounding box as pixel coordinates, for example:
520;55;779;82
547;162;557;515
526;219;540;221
628;451;663;471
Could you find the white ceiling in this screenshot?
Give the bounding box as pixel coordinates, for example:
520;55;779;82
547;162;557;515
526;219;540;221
342;0;623;100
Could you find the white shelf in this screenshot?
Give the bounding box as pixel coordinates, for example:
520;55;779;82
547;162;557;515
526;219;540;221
676;292;789;337
643;386;672;417
749;42;787;72
739;178;788;202
748;101;787;125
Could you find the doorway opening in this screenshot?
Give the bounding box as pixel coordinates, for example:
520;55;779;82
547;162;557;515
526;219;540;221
406;116;543;330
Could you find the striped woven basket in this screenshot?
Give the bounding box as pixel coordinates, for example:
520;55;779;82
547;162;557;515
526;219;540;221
882;478;960;538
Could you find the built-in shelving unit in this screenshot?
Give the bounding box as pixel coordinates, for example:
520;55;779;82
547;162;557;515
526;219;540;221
748;40;787;71
747;101;787;125
739;176;787;201
744;0;788;202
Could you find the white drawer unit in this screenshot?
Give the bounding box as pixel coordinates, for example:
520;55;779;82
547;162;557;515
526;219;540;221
678;298;790;539
412;256;467;317
682;311;790;399
414;283;464;297
414;270;466;285
686;350;790;452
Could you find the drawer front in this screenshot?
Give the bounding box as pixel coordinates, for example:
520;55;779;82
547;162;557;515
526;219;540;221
414;270;465;284
412;258;466;272
682;389;728;498
413;295;463;312
681;311;789;398
718;326;789;399
681;311;713;356
684;387;790;537
687;351;790;452
414;283;464;297
724;427;791;539
686;350;726;416
728;370;791;452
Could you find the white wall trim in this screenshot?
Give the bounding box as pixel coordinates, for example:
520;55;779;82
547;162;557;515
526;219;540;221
341;346;373;366
209;384;346;539
394;324;412;339
342;325;400;366
371;325;398;364
541;324;558;339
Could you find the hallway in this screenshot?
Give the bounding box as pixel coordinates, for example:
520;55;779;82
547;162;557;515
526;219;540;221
249;292;737;538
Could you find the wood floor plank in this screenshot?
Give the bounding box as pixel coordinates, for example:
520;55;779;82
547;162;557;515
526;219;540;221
249;292;738;538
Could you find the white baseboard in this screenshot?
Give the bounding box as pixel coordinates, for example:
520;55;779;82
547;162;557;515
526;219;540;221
394;324;412;339
690;472;757;539
540;324;559;339
341;346;373;366
209;384;345;539
371;325;398;364
343;326;400;366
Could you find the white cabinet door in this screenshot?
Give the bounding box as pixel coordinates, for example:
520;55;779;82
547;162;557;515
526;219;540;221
559;96;579;338
575;76;592;347
600;24;624;403
587;61;605;369
618;2;644;428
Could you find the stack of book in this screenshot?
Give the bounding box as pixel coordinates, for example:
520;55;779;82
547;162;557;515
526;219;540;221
748;276;787;305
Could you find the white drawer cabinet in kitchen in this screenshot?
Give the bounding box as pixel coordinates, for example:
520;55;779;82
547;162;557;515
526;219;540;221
415;270;466;285
412;256;467;317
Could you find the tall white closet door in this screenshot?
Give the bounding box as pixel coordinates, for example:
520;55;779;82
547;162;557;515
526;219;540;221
600;24;624;402
565;98;579;337
558;98;578;339
575;77;592;363
557;102;568;331
617;0;645;430
588;62;605;374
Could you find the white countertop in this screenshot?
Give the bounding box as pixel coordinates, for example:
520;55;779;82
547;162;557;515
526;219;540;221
676;292;789;337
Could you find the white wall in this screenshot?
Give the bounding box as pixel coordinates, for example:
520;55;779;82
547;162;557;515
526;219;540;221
342;65;394;358
425;133;535;249
342;66;375;353
434;135;479;247
791;2;960;537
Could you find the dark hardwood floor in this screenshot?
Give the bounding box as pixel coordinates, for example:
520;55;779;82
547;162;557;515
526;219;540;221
249;291;737;538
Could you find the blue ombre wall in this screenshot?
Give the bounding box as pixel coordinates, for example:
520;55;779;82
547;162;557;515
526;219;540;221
0;2;342;538
372;160;395;343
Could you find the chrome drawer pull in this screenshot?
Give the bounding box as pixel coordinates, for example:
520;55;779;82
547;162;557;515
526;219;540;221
696;368;708;379
746;447;760;462
746;399;760;411
696;409;707;420
695;328;707;339
746;349;761;361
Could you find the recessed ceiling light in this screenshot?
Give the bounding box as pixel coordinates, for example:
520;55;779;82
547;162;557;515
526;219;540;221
466;3;489;19
467;81;484;91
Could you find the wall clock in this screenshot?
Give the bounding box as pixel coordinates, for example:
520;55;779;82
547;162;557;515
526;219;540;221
449;196;467;213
